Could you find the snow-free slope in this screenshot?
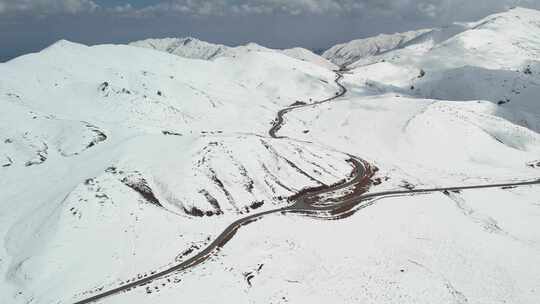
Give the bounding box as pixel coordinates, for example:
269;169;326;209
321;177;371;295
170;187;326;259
130;37;338;70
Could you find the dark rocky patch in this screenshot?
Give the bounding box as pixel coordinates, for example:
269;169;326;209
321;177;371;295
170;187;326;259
183;206;205;217
98;82;109;92
105;166;118;174
243;272;255;287
198;189;223;215
527;160;540;168
250;201;264;210
86;127;107;149
121;175;163;207
497;98;510;105
400;180;416;190
6;93;21;99
2;156;13;167
25;143;48;167
208;168;238;211
162;130;183;136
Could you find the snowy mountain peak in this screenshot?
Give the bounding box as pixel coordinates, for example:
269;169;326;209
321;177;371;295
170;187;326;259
42;39;86;52
425;6;540;70
330;6;540;70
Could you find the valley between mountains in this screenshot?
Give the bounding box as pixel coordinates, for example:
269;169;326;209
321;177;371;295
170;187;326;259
2;6;540;304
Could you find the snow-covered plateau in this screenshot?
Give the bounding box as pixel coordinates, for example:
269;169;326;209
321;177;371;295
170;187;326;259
1;6;540;304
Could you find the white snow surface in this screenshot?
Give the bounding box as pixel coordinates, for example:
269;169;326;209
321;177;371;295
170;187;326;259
1;6;540;304
130;37;338;70
322;29;431;67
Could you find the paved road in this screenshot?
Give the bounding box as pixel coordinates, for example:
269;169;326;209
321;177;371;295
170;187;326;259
269;72;347;139
73;71;540;303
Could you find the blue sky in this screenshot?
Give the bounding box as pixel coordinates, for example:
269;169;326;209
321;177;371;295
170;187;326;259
1;0;539;61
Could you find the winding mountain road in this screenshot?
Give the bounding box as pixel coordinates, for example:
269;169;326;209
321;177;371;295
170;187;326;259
74;70;540;304
269;72;347;139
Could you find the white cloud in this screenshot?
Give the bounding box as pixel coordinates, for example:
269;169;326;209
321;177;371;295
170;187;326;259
1;0;539;21
117;0;540;20
126;0;381;17
0;0;98;15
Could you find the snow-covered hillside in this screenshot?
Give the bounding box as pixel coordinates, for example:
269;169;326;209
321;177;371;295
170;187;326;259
322;29;430;67
0;40;349;303
130;37;338;70
2;6;540;304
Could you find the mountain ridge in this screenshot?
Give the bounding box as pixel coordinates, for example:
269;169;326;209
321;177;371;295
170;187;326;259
129;37;338;70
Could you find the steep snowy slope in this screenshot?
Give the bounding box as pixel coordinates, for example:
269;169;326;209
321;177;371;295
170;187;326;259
322;29;431;67
345;7;540;130
0;41;350;303
411;7;540;118
130;37;338;70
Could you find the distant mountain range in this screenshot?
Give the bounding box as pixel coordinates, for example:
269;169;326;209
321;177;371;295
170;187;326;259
129;37;338;70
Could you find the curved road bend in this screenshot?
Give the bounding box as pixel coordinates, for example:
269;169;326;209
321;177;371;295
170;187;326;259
74;158;372;304
290;178;540;221
74;71;540;304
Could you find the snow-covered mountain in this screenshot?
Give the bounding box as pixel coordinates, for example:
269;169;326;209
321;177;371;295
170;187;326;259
2;6;540;304
345;7;540;130
130;37;338;70
129;37;229;60
322;29;431;67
